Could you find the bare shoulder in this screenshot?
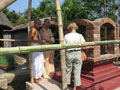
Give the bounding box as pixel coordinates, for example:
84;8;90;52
31;27;36;32
32;27;39;35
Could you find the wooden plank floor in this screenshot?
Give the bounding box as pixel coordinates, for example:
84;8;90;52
26;78;72;90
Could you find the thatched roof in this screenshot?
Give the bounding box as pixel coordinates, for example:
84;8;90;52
9;17;57;32
0;12;12;29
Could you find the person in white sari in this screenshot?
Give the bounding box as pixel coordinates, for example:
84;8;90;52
28;19;45;83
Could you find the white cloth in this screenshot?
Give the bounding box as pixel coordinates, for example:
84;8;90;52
31;33;45;79
64;32;85;51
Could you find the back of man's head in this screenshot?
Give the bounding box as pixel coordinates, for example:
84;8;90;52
34;19;41;24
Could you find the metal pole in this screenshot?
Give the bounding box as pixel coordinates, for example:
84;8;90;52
55;0;68;90
28;0;34;83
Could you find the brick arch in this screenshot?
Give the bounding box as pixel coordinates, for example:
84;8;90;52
64;19;96;58
72;19;93;26
94;18;116;28
93;18;119;59
64;19;95;42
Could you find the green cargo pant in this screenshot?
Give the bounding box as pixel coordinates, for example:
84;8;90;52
66;51;82;86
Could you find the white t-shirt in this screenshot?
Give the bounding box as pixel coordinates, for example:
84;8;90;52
64;32;85;51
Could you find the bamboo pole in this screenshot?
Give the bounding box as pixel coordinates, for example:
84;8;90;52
55;0;67;90
104;0;107;17
0;0;16;12
118;1;120;40
113;1;117;22
28;0;34;83
118;1;120;24
0;39;26;42
0;40;120;55
104;0;107;53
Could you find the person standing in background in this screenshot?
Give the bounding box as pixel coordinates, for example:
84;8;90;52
40;19;55;79
64;22;85;90
28;19;45;83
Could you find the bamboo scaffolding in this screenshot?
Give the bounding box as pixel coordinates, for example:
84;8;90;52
55;0;67;89
113;0;117;22
104;0;107;17
118;1;120;24
0;40;120;56
0;0;16;12
104;0;107;53
0;38;61;42
28;0;34;83
0;39;26;42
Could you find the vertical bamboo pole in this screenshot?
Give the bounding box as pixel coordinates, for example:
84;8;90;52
28;0;34;83
113;0;116;22
0;0;16;12
118;1;120;40
104;0;107;53
104;0;107;17
118;1;120;25
55;0;67;90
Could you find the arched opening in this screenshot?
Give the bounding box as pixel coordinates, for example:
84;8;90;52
77;25;86;38
100;23;115;55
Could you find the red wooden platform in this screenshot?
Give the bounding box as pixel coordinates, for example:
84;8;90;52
53;61;120;90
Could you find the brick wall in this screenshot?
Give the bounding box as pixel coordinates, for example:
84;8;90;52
69;18;119;62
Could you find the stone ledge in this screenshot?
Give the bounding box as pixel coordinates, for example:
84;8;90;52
87;54;119;63
0;77;7;90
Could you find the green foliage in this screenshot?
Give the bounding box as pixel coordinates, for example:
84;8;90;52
3;8;23;26
61;0;94;25
0;55;14;65
3;0;119;26
23;0;56;22
0;55;14;71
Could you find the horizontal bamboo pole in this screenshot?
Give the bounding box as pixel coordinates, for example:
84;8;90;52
0;0;16;12
0;38;61;42
0;40;120;56
0;39;26;42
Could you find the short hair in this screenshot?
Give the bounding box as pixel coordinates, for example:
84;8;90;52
67;22;78;31
44;18;50;23
34;19;41;24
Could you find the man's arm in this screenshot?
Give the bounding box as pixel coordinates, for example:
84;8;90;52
28;28;42;44
47;29;55;44
40;28;55;44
